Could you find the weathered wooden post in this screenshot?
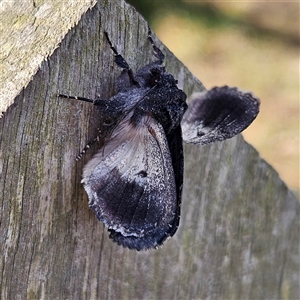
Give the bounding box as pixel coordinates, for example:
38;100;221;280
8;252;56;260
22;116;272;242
0;0;298;298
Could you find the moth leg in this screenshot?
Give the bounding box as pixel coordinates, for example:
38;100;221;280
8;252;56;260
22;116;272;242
76;136;100;161
147;26;165;65
104;32;138;85
57;93;101;159
57;93;94;104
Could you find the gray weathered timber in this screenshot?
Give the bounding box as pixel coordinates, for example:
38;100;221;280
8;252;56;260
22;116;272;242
0;0;299;299
0;0;97;116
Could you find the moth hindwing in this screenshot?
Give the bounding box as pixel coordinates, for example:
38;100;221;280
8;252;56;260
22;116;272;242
181;86;260;145
58;28;260;251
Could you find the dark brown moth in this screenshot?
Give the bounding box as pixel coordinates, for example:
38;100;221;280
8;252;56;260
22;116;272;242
59;28;260;251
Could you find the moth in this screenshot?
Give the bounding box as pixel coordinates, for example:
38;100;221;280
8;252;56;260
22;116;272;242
59;28;260;251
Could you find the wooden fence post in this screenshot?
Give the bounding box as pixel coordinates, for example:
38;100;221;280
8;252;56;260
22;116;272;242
0;0;298;298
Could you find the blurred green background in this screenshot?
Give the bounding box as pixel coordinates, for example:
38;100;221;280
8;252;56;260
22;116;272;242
127;0;299;193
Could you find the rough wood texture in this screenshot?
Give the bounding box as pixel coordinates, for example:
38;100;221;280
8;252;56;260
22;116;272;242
0;0;299;299
0;0;97;115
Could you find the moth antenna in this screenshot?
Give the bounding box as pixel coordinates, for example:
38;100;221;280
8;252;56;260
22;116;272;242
104;31;139;86
147;25;165;64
